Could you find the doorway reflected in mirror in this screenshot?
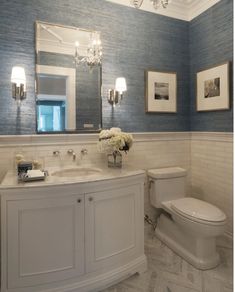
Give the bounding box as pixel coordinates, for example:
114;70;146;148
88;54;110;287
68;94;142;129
35;21;102;133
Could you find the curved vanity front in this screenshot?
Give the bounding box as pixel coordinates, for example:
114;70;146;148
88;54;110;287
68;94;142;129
0;168;147;292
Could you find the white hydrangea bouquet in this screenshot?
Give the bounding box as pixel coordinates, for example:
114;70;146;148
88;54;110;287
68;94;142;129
98;127;133;154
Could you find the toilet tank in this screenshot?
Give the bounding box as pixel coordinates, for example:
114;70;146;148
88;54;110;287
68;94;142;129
148;167;187;208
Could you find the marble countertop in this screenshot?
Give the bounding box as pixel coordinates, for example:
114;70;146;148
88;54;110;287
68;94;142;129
0;164;146;190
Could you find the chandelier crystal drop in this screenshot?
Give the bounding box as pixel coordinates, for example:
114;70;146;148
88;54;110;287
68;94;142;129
131;0;170;10
74;33;102;68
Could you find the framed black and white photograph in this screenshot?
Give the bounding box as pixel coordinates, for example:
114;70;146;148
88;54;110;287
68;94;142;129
145;70;177;113
196;62;229;111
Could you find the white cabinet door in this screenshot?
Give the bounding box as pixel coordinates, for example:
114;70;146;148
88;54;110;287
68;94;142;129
85;184;144;273
7;194;84;289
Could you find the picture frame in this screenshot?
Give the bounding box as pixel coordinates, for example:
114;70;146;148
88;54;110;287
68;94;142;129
196;62;230;112
145;70;177;113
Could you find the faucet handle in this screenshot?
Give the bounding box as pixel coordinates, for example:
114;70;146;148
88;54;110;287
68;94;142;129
53;150;60;156
67;149;74;155
81;148;88;155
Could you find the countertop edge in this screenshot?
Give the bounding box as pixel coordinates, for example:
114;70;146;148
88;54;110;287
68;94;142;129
0;169;146;191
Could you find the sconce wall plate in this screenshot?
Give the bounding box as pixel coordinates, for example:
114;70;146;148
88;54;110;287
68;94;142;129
108;89;123;106
107;77;127;107
12;83;26;100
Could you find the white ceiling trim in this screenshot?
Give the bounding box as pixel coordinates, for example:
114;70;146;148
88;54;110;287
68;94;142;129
187;0;221;20
105;0;222;21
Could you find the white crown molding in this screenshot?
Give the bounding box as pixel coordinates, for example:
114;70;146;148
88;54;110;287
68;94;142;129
187;0;222;21
106;0;222;21
38;39;88;56
106;0;189;20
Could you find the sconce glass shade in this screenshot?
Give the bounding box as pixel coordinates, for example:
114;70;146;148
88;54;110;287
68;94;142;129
11;66;26;106
115;77;127;94
11;66;26;87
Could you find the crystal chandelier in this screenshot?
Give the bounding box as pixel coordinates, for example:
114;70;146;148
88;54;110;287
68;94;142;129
74;33;102;68
131;0;170;10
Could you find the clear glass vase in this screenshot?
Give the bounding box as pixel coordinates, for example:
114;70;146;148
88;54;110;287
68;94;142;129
107;151;122;168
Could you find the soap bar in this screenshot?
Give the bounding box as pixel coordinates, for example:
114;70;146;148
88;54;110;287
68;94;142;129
27;170;45;178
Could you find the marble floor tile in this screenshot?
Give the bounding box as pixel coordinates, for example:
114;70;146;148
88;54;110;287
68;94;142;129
101;228;233;292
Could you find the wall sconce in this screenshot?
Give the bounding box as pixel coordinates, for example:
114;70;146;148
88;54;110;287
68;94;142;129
11;66;26;106
108;77;127;107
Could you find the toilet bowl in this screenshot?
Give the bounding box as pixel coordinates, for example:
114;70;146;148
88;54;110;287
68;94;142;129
147;167;226;270
163;198;226;237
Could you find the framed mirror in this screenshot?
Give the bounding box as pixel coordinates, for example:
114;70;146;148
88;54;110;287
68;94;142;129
35;21;102;133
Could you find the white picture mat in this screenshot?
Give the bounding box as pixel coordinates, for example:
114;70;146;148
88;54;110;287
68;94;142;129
197;63;229;111
146;71;177;112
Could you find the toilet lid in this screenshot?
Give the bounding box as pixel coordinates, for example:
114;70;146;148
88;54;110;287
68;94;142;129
171;198;226;222
148;167;187;179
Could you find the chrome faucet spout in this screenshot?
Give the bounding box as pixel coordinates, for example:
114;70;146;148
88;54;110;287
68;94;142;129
67;149;76;161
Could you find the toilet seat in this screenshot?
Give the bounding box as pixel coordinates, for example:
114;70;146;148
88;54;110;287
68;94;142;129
170;198;226;224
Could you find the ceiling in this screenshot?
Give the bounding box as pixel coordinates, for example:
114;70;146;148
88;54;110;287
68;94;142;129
106;0;221;21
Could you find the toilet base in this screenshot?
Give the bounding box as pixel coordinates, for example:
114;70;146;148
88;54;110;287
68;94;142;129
155;214;220;270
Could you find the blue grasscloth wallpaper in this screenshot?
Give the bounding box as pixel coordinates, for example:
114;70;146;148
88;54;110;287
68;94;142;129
0;0;190;134
189;0;233;131
0;0;232;134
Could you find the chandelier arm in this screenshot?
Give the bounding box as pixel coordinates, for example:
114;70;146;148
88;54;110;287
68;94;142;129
131;0;170;10
161;0;169;8
130;0;144;8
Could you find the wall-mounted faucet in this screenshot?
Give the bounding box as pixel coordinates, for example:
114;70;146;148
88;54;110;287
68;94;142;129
81;148;88;156
53;150;60;156
67;149;76;161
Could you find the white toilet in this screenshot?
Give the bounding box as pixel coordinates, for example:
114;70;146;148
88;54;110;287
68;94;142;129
148;167;226;270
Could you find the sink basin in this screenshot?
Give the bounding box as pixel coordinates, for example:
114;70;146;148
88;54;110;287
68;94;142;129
51;167;102;177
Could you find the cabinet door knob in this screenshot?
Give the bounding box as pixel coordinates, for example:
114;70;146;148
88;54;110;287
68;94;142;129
88;197;93;202
77;198;82;203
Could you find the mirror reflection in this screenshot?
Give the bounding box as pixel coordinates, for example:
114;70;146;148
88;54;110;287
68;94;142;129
35;21;102;133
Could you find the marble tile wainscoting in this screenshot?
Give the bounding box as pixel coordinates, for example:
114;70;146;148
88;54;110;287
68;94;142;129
0;131;233;291
0;132;191;221
191;132;233;237
0;131;233;237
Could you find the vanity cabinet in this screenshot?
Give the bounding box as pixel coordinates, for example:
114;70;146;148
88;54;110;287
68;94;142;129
85;184;143;273
6;194;85;289
1;173;146;292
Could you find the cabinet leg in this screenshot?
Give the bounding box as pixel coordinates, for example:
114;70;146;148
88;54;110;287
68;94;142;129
136;261;148;275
